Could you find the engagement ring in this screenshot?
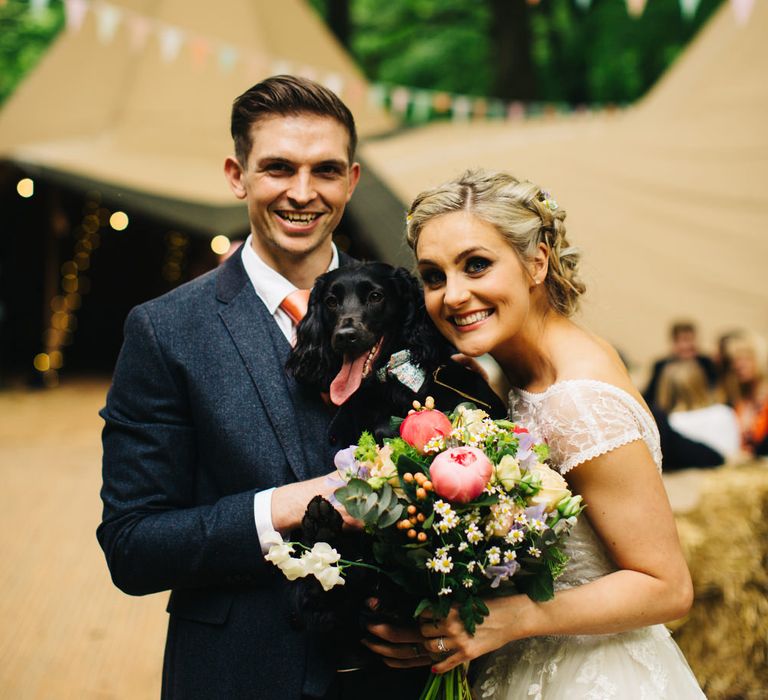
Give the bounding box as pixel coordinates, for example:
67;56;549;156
437;636;448;654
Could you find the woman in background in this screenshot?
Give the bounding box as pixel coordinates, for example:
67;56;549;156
654;359;741;466
722;332;768;457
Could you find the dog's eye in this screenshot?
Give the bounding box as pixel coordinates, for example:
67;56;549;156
368;291;384;304
325;296;338;310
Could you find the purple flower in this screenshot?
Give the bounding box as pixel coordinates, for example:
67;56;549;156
524;504;546;522
516;433;540;470
334;445;358;472
483;561;520;588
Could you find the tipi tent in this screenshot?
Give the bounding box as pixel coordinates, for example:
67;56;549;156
359;0;768;370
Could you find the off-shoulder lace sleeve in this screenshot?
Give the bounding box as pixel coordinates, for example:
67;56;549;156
517;381;661;475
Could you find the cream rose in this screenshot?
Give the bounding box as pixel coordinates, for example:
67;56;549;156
494;455;522;490
528;463;571;512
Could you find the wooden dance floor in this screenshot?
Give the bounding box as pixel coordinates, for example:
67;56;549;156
0;380;166;699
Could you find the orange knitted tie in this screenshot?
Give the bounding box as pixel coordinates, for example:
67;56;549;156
279;289;311;325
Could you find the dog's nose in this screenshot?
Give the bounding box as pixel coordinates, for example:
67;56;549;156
334;326;361;349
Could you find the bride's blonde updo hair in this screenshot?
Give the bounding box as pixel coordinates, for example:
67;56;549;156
406;169;585;317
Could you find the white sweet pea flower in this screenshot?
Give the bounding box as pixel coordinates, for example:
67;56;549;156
265;542;294;566
315;565;346;591
302;542;341;574
278;557;308;581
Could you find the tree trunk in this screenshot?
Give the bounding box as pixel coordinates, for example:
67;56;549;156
326;0;350;48
489;0;537;100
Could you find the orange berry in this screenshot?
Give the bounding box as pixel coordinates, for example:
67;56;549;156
407;529;417;539
423;480;433;491
407;505;417;515
417;513;425;523
417;532;427;542
416;487;427;500
409;517;418;526
414;473;426;484
404;473;414;483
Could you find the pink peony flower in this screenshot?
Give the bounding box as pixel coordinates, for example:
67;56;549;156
429;446;493;503
400;409;453;453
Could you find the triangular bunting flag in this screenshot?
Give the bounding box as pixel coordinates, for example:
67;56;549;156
159;26;184;63
731;0;755;24
271;59;293;76
452;95;471;122
128;14;151;52
30;0;50;19
391;86;410;114
626;0;647;18
679;0;702;20
217;46;238;73
574;0;592;9
189;37;211;67
64;0;88;32
96;3;123;44
368;84;387;109
323;73;345;97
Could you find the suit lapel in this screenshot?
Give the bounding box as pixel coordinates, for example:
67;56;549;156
217;255;311;482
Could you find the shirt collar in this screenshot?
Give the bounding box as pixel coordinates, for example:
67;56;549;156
240;234;339;314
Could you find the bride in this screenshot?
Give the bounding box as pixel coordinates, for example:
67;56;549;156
366;170;705;698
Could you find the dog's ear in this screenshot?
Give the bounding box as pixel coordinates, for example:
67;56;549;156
391;266;451;368
286;277;335;386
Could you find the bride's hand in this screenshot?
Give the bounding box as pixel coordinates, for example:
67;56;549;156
419;596;529;673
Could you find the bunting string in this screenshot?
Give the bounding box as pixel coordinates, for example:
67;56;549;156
50;0;757;125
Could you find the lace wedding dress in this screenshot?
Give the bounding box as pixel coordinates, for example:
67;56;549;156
474;380;706;700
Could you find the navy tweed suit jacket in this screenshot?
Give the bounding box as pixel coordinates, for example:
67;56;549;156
98;251;417;699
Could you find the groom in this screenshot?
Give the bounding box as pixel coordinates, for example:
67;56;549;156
97;76;429;699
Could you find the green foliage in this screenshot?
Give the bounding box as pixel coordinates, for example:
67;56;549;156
311;0;723;106
351;0;493;96
354;431;379;463
0;0;64;106
335;478;404;528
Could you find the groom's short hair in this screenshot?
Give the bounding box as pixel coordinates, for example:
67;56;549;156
231;74;358;166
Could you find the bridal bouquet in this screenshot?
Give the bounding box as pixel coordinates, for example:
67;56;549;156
267;400;584;700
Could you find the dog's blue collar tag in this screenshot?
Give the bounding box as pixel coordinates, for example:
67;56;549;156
376;349;426;393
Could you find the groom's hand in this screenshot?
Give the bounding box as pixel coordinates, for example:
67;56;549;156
271;472;360;533
360;609;433;669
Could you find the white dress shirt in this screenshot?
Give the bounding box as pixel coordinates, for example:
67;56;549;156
240;235;339;553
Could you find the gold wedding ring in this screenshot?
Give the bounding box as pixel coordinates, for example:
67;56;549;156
437;636;448;654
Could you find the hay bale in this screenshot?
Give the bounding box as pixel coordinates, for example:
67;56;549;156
672;462;768;698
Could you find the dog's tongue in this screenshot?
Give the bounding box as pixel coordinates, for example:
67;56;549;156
330;353;368;406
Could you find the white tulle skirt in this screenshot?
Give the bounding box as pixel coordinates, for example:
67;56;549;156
473;624;706;700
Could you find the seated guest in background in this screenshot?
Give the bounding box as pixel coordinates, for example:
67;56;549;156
722;332;768;457
643;320;717;405
656;360;740;463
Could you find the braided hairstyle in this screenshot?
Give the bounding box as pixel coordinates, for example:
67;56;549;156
406;169;585;317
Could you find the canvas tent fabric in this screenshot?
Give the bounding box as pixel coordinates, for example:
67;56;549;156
0;0;401;251
359;0;768;371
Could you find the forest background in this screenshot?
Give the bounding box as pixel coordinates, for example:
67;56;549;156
1;0;723;111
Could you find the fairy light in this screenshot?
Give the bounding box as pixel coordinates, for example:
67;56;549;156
17;178;34;198
210;235;231;255
110;211;129;231
162;231;189;283
35;195;103;386
33;353;50;372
